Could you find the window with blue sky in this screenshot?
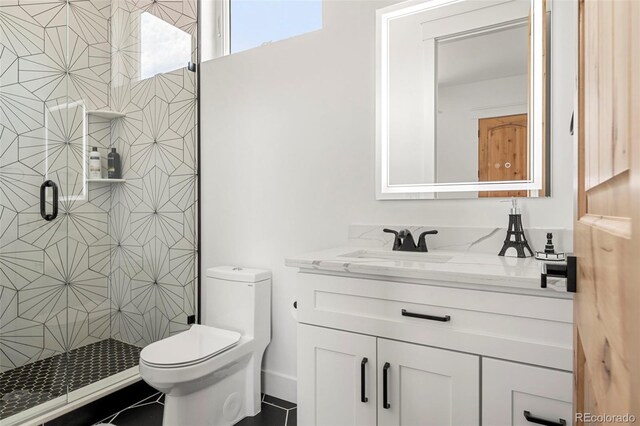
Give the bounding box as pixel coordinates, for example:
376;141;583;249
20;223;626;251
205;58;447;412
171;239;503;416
230;0;323;54
140;12;192;80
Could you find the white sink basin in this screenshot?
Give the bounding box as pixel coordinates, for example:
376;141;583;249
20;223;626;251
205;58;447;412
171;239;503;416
338;249;453;264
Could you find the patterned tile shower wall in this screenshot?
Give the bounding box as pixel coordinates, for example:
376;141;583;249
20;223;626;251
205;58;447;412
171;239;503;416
0;0;198;372
1;0;113;372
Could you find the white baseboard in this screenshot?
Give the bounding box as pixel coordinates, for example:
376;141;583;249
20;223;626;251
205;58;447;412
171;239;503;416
261;369;297;403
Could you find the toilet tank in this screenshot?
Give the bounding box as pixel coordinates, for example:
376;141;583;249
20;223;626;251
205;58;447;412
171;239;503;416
204;266;271;341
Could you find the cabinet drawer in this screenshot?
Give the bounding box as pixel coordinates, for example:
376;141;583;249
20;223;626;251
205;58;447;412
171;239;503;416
482;358;573;426
297;273;573;370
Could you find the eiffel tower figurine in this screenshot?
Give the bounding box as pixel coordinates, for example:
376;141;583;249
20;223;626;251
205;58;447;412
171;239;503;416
498;199;534;258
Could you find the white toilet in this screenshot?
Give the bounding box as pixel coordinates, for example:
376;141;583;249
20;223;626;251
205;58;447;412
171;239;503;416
139;266;271;426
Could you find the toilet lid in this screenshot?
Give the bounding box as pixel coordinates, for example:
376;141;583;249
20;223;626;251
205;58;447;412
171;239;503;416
140;324;241;368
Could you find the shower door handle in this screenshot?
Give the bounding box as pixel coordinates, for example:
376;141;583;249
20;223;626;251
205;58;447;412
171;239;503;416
40;180;58;221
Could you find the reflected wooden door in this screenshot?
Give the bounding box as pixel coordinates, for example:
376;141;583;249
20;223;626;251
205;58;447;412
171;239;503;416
575;0;639;422
478;114;528;197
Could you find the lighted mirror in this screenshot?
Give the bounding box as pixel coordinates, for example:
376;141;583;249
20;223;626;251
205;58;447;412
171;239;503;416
376;0;550;199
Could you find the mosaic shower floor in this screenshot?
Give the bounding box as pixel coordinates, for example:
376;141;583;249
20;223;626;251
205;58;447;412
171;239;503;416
0;338;141;421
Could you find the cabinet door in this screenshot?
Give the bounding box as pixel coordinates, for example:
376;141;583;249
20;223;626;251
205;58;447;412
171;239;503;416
377;339;480;426
482;358;572;426
297;324;377;426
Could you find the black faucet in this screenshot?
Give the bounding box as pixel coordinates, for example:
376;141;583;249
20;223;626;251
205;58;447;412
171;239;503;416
383;228;438;252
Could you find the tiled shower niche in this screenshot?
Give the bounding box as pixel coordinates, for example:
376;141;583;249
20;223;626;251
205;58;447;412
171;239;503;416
0;0;198;421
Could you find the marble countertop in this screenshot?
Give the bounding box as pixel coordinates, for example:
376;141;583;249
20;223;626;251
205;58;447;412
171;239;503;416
285;246;570;297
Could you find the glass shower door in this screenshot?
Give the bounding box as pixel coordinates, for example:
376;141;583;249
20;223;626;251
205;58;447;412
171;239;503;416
110;0;199;348
0;0;71;421
1;0;199;420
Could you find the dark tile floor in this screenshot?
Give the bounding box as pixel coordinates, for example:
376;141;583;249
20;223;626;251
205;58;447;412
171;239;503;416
0;339;141;420
45;381;157;426
91;391;297;426
237;395;297;426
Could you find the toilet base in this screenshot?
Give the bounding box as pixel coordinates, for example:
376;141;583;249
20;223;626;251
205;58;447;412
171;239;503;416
158;353;262;426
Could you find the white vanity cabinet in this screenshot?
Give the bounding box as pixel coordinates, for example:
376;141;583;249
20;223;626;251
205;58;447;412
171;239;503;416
294;271;574;426
298;324;479;426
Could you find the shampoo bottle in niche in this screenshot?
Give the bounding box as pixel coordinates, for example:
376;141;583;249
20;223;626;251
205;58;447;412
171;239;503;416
107;148;121;179
89;147;102;179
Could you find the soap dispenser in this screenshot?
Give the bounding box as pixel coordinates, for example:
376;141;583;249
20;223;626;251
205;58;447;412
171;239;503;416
498;199;534;258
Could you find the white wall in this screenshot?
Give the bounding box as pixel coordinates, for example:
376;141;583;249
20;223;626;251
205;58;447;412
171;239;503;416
200;0;577;401
387;14;432;185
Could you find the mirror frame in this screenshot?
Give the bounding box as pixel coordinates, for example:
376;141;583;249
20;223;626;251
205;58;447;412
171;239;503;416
375;0;547;199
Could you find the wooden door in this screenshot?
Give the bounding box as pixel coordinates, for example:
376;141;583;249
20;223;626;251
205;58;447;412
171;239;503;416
377;338;479;426
482;358;573;426
575;0;639;422
297;324;377;426
478;114;528;198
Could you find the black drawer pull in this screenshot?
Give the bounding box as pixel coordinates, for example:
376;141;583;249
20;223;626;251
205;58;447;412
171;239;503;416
382;362;390;409
360;357;368;403
402;309;450;322
523;410;566;426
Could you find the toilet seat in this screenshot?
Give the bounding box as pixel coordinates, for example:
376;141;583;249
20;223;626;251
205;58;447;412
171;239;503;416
140;324;241;368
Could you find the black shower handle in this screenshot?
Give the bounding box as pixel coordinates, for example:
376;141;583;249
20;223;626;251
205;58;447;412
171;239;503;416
40;180;58;221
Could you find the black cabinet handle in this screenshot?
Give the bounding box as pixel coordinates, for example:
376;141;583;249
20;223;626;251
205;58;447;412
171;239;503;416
360;357;368;403
402;309;450;322
40;180;58;221
569;111;574;136
382;362;390;409
523;410;566;426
